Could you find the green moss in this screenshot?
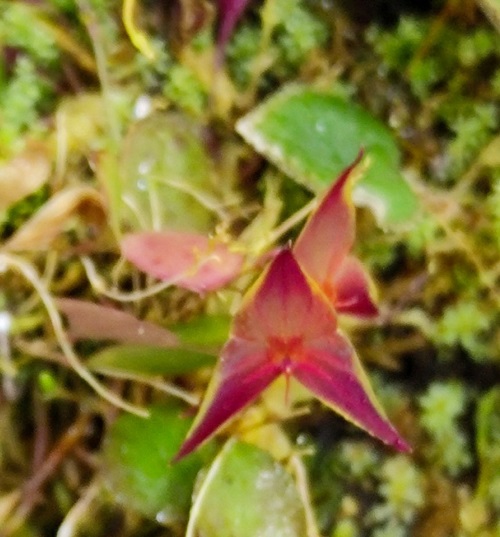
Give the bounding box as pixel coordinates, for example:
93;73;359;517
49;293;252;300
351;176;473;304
457;28;499;67
0;2;60;66
372;520;407;537
433;301;492;360
447;103;498;177
0;182;50;239
0;56;52;151
339;440;380;480
370;456;424;525
163;64;207;115
331;518;359;537
227;0;329;87
476;388;500;510
274;2;328;66
419;382;472;475
405;214;442;258
227;24;262;88
367;17;427;70
420;382;466;436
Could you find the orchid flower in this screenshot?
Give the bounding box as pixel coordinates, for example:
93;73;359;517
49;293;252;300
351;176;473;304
121;231;244;294
293;151;378;318
174;155;409;461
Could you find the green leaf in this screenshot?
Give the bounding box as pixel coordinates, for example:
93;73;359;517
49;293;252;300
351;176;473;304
476;388;500;501
117;113;217;232
87;345;215;377
237;86;418;226
101;404;210;524
190;440;306;537
171;314;231;350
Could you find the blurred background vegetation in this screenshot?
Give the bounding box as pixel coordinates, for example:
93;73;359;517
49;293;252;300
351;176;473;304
0;0;499;536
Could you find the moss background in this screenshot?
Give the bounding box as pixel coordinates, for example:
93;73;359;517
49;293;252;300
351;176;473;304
0;0;499;536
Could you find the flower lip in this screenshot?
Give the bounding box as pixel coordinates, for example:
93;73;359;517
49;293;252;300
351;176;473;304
266;335;304;369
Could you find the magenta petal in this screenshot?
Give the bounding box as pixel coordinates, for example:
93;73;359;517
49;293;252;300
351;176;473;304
216;0;251;64
332;256;379;318
293;332;410;452
294;152;363;288
173;338;281;461
121;231;244;293
233;249;338;342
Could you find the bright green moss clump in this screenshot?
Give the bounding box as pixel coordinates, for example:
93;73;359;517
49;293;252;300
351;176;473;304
419;382;472;475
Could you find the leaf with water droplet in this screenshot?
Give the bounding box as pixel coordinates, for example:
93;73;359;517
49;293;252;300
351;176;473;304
237;86;419;226
188;440;307;537
117;113;219;232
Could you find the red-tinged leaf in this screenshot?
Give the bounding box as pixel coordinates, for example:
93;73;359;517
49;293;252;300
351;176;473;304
57;298;180;346
293;332;410;452
331;256;378;318
293;151;363;293
216;0;251;64
121;231;244;293
175;249;408;461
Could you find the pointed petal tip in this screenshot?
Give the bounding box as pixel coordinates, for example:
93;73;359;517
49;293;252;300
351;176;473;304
171;443;192;465
393;435;412;453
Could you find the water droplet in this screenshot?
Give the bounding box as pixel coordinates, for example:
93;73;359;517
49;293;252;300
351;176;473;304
136;178;148;191
315;121;326;133
133;95;152;119
0;311;12;333
138;159;152;175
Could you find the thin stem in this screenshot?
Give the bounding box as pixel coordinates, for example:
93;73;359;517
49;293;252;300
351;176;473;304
290;454;322;537
185;439;236;537
96;370;199;406
257;197;318;252
0;253;148;417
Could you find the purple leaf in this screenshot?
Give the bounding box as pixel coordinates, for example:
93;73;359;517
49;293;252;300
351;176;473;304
216;0;251;64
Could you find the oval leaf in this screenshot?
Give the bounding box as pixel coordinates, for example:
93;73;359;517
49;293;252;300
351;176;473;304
122;231;244;293
190;441;306;537
236;86;418;226
101;405;210;524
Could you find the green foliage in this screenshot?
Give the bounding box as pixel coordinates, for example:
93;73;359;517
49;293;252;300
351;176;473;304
370;456;424;525
0;2;59;65
457;28;499;67
476;388;500;510
101;404;210;524
433;300;492;360
0;57;52;151
339;440;380;479
0;184;49;239
404;214;442;258
419;382;472;475
227;24;261;87
272;0;329;66
331;519;359;537
368;15;500;180
446;103;499;177
227;0;328;86
237;87;418;226
163;65;207;115
191;441;307;537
